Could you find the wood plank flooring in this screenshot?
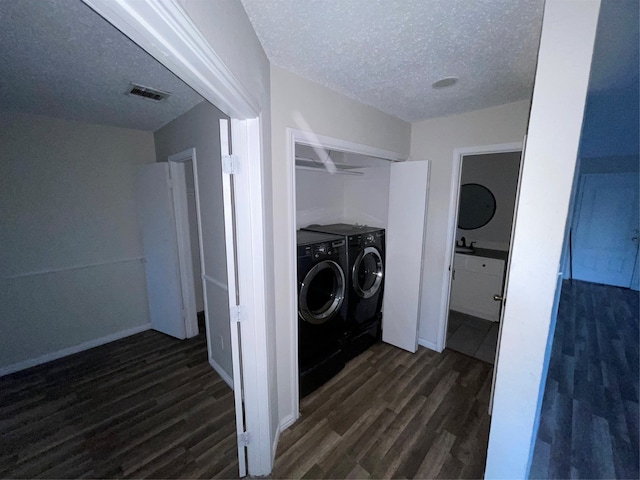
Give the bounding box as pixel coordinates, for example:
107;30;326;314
0;325;238;479
530;280;639;479
273;343;494;479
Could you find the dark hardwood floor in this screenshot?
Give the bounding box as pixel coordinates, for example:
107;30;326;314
0;325;238;479
1;322;494;479
531;280;639;479
273;343;494;479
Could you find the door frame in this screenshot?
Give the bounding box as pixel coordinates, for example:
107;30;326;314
435;142;523;352
285;128;405;427
82;0;272;475
167;149;200;340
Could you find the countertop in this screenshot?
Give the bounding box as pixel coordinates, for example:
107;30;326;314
455;247;508;262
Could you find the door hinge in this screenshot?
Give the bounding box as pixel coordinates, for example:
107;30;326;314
238;431;250;446
222;154;240;174
230;305;244;323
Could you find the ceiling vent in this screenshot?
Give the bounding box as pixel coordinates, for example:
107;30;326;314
127;83;170;102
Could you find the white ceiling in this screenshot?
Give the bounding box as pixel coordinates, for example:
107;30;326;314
0;0;203;131
241;0;545;122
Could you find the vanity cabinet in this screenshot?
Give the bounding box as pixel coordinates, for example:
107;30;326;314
450;253;505;322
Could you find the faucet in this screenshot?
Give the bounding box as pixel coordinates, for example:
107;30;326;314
458;237;467;247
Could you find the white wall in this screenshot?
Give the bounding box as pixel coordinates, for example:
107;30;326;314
173;0;281;457
343;166;391;228
457;151;521;251
154;101;233;379
295;165;390;229
410;100;530;348
485;1;600;477
271;64;411;426
0;111;155;372
295;169;345;228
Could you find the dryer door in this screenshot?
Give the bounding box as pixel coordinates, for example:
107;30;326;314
299;260;346;324
352;247;384;299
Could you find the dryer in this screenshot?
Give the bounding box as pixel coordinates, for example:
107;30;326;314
296;230;348;397
303;223;385;360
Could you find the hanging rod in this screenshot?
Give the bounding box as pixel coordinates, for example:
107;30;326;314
295;164;364;176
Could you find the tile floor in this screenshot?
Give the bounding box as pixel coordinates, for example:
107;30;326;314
446;310;499;363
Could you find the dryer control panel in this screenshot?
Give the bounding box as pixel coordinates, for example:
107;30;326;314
349;231;384;247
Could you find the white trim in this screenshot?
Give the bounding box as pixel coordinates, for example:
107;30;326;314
168;148;196;164
418;337;440;352
285;129;301;426
279;412;298;432
219;118;248;478
82;0;258;119
289;128;407;162
0;324;151;377
234;117;273;475
2;257;144;281
435;142;523;353
209;357;234;389
168;152;199;339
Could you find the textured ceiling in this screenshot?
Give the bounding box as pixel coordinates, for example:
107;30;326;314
0;0;202;131
241;0;545;122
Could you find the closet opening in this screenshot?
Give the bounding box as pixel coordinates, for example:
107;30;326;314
288;130;430;417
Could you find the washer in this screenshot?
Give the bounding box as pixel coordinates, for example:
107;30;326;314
302;223;385;360
296;230;348;397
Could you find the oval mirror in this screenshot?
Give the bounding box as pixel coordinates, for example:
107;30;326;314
458;183;496;230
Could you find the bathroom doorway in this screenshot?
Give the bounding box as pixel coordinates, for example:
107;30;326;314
445;149;522;363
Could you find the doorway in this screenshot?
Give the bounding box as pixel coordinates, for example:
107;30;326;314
443;148;522;364
568;172;640;288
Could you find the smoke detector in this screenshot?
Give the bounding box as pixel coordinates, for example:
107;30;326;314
127;83;171;102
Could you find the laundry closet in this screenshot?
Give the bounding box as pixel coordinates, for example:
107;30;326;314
294;142;430;397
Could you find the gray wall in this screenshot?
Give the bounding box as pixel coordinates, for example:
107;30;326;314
0;111;155;371
457;151;521;251
154;101;233;379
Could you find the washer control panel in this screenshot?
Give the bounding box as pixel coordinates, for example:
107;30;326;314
302;239;345;259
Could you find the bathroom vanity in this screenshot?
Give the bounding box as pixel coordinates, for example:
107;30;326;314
450;248;507;322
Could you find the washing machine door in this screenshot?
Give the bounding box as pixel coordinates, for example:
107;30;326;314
352;247;384;299
299;260;346;324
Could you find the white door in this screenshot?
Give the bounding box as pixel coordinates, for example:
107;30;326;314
571;173;639;287
136;163;186;339
383;160;430;352
488;143;525;414
216;119;247;477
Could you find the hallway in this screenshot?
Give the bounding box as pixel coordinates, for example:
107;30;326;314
274;343;493;479
531;280;639;478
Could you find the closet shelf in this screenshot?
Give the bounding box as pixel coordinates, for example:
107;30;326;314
295;157;364;176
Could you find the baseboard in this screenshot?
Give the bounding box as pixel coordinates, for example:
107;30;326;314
279;412;298;432
273;410;298;463
0;323;152;377
418;337;442;352
208;357;234;389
